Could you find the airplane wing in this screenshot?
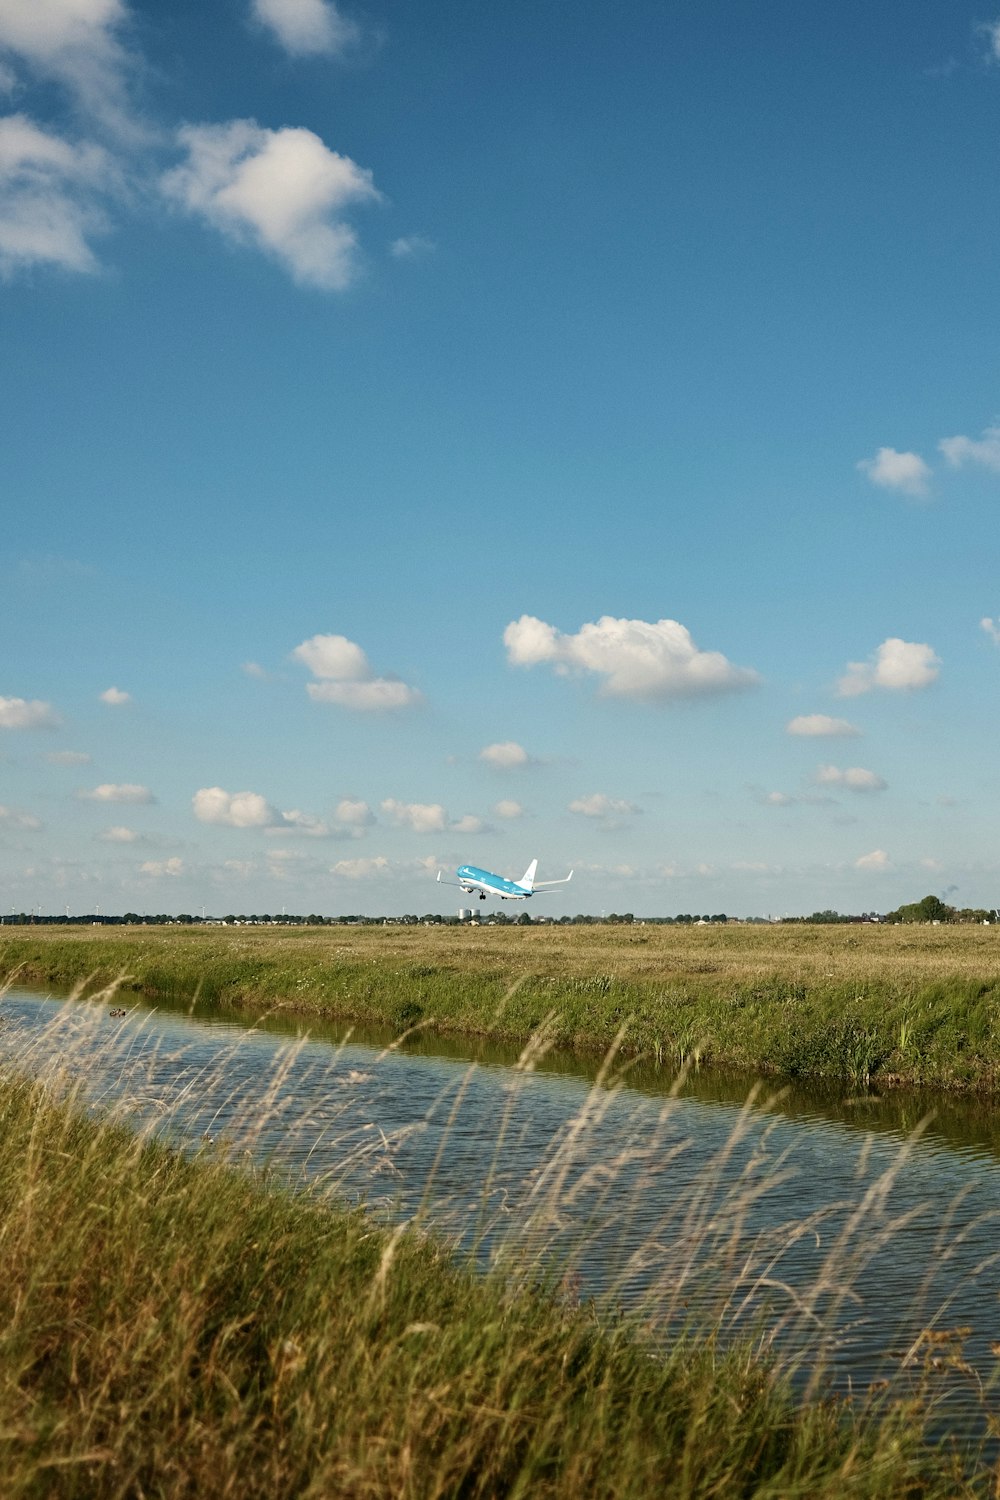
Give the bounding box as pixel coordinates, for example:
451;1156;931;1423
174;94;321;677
436;871;466;889
530;870;574;888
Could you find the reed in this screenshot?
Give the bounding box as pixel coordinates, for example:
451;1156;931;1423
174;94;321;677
5;922;1000;1090
0;974;993;1495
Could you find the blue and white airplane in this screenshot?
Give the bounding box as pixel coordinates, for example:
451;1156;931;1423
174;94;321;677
438;858;573;902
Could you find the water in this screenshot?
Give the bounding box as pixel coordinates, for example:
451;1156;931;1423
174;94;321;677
2;982;999;1437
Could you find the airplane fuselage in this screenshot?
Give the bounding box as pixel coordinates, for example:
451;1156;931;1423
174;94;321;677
456;864;533;900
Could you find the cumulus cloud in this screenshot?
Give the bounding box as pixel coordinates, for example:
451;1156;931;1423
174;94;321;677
503;614;759;700
0;113;116;275
0;0;136;134
855;848;890;871
939;425;1000;473
837;637;940;697
814;764;887;793
292;631;421;711
79;781;153;803
857;447;930;498
99;684;130;704
44;749;90;764
568;792;640;821
451;814;487;835
140;855;183;878
479;740;532;770
308;679;421;710
251;0;358;55
981;617;1000;645
192;786;277;828
786;714;860;738
99;824;138;842
241;660;268;679
494;799;524;820
0;803;42;829
270;808;332;837
0;692;60;729
162;121;380;291
380;798;447;834
763;791;794;806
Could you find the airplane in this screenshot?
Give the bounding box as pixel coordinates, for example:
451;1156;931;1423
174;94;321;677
437;858;573;902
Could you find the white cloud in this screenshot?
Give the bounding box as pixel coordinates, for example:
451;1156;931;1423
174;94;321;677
814;764;887;793
99;684;130;704
99;824;137;842
764;791;794;806
334;796;372;828
140;855;183;878
293;632;368;679
451;814;486;835
0;114;115;275
390;233;434;259
0;0;135;134
192;786;277;827
494;799;524;820
939;424;1000;473
330;855;390;879
44;748;90;764
981;20;1000;61
162;120;380;291
380;798;447;834
270;808;331;837
251;0;358;56
306;679;420;711
293;631;421;711
80;781;154;803
0;804;42;829
479;740;531;770
568;792;640;821
857;447;930;498
0;692;60;729
837;637;940;697
241;660;268;679
503;613;759;700
855;848;890;871
786;714;860;738
981;617;1000;645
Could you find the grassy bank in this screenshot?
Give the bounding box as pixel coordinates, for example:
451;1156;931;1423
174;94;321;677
5;922;1000;1090
0;1054;987;1498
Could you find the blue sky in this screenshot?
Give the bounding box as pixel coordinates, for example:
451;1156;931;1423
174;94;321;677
2;0;1000;918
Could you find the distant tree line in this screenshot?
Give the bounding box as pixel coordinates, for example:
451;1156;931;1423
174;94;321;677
2;898;995;926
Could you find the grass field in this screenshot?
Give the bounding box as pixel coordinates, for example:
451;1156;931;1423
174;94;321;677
4;921;1000;1090
0;1010;990;1498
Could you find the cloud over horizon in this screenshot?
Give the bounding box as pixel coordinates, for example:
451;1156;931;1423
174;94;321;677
80;782;154;803
837;637;940;697
814;764;887;793
0;693;60;729
479;740;533;770
786;714;861;738
504;614;759;701
292;632;421;711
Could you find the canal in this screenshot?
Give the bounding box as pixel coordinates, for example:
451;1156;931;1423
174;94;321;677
3;982;999;1440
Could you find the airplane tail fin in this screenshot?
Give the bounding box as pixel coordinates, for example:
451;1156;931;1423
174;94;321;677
518;858;538;890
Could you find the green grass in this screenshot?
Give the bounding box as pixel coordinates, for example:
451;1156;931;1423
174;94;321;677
0;1046;988;1497
5;922;1000;1090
